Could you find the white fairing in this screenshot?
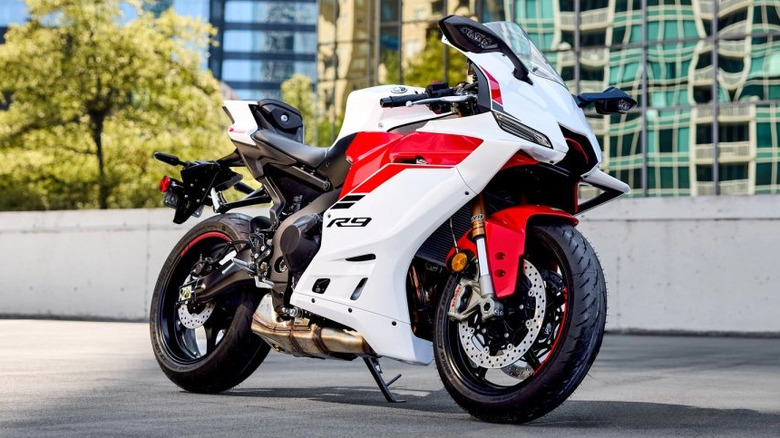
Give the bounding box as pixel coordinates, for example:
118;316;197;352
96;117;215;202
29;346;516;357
223;100;260;146
336;85;441;142
291;167;472;364
290;114;549;364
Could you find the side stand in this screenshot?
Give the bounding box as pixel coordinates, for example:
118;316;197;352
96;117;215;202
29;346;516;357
363;357;404;403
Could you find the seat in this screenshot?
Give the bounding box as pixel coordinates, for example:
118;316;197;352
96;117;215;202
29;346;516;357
252;130;328;169
316;133;355;188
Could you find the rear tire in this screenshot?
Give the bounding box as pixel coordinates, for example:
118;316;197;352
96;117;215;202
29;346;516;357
149;214;270;393
433;222;606;423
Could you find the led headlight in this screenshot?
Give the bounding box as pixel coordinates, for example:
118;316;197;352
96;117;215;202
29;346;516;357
493;111;553;149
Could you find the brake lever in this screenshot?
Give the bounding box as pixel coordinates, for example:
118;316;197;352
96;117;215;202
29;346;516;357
405;95;476;107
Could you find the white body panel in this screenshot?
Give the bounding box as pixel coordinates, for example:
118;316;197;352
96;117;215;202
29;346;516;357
223;100;259;146
290;167;472;363
336;85;443;142
290;114;543;364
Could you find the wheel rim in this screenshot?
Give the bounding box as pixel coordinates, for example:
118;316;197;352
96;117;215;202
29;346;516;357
156;232;242;365
444;238;569;394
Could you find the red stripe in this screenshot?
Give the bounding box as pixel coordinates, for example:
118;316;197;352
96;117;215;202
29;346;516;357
180;232;230;257
350;164;449;195
483;69;503;106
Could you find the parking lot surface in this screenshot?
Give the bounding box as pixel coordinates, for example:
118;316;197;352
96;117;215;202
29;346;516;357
1;320;779;437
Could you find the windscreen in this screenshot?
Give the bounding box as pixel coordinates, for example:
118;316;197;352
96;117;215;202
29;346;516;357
484;21;566;88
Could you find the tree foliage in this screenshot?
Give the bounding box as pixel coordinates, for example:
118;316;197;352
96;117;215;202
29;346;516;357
0;0;232;210
281;74;344;147
380;34;469;87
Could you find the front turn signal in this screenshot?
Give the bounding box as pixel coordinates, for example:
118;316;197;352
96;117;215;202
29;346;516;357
451;252;468;273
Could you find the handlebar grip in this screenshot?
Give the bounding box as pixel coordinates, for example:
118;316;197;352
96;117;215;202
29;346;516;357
379;93;428;108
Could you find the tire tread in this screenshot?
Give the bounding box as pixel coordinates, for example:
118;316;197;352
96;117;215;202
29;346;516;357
433;222;607;423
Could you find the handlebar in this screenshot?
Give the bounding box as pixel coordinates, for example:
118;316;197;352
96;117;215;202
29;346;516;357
379;93;429;108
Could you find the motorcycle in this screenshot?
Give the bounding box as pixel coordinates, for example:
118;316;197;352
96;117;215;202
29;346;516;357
150;15;634;423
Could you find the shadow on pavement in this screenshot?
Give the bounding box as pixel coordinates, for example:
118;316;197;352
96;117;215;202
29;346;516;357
222;386;464;414
538;400;780;434
225;387;780;435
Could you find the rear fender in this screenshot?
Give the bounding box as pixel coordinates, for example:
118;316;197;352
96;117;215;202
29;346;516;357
448;206;577;298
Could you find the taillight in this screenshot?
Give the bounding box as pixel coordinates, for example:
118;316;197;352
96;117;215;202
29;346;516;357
159;176;171;192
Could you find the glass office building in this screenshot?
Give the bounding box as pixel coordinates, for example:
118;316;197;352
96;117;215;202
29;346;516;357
1;0;317;100
155;0;318;100
319;0;780;196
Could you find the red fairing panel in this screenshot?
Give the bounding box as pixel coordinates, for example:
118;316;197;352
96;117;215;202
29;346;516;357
340;131;483;197
500;152;538;170
449;206;578;299
483;69;503;106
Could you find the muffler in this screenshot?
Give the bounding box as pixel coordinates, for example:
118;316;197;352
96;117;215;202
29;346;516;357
251;294;373;359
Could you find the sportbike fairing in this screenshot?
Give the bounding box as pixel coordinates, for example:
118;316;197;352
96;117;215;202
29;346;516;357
288;17;628;364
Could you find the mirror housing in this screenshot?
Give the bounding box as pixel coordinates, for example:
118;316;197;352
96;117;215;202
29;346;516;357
439;15;532;84
575;86;637;114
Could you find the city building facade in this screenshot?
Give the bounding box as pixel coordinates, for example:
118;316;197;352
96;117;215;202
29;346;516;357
318;0;780;196
155;0;318;100
3;1;779;196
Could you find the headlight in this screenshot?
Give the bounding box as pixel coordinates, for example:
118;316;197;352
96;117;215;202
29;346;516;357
493;111;553;149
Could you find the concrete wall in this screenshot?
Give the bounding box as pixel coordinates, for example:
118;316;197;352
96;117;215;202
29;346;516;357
1;196;778;334
577;196;780;334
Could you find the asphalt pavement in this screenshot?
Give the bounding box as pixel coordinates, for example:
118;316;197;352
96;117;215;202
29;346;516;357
1;320;779;437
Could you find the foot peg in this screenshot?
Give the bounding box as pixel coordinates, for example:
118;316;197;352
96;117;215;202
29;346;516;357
364;357;404;403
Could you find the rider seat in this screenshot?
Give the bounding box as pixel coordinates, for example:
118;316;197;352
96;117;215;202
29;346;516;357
250;99;353;188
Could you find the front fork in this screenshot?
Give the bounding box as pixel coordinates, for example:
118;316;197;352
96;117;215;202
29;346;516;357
448;195;505;322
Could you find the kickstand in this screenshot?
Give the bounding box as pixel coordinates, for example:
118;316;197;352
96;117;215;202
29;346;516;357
363;357;404;403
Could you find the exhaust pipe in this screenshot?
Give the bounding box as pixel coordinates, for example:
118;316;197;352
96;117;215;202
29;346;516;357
251;294;373;359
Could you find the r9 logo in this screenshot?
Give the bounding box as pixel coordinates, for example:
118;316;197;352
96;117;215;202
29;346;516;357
326;217;372;228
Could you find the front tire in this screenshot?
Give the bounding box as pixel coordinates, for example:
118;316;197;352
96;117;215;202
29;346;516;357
149;214;270;393
433;222;606;423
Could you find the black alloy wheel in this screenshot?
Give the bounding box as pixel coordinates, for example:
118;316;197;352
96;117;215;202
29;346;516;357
150;214;270;393
434;222;607;423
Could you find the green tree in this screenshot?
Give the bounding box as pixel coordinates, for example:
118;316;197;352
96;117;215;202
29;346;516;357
0;0;231;210
379;34;469;87
281;74;345;147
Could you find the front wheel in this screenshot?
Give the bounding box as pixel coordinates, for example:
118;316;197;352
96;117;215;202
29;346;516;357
149;214;270;393
433;222;606;423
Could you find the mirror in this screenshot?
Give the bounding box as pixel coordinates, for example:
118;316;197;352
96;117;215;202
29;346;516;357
595;97;636;114
575;86;637;114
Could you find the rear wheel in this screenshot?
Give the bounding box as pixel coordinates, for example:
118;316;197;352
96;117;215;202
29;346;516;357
433;222;606;423
149;214;270;393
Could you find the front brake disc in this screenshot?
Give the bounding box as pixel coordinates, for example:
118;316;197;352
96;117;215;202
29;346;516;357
457;260;546;368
